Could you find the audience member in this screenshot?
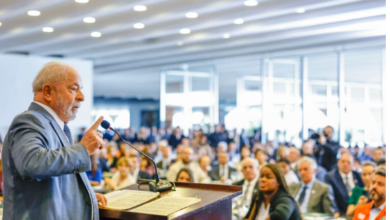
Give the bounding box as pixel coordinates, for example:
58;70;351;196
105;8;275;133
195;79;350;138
198;155;212;183
86;154;103;186
208;125;226;148
289;157;337;216
314;126;340;171
245;164;302;220
288;147;301;172
105;143;119;172
277;158;299;186
166;147;207;183
353;156;362;172
276;145;288;161
209;152;237;183
157;145;174;177
228;141;240;164
103;129;114;142
168;126;184;149
359;146;373;162
233;158;259;219
372;148;384;163
197;134;215;161
237;146;251;171
325;154;364;215
103;157;135;192
254;149;267;168
346;161;376;216
175;168;194;183
129;155;152;181
352;167;386;220
376;158;385;167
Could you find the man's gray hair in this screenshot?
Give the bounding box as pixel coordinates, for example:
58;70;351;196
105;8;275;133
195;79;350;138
217;142;228;152
242;157;259;169
32;61;75;93
298;156;318;171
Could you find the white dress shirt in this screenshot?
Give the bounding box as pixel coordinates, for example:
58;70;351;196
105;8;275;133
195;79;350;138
242;178;258;207
369;202;386;220
294;178;316;213
285;170;299;186
219;164;229;178
256;203;270;220
339;171;355;191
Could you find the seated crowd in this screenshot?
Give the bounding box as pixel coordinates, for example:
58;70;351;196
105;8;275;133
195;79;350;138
0;124;385;220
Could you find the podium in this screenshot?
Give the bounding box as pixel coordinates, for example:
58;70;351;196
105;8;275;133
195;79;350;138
99;182;242;220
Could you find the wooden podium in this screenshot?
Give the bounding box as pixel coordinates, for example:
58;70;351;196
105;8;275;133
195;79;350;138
99;182;242;220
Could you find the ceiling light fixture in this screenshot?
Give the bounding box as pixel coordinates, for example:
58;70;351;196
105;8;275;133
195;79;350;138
0;22;2;27
296;8;306;13
223;34;230;39
180;28;191;34
91;32;101;37
27;10;41;16
83;17;96;23
185;12;198;18
134;5;147;11
244;0;258;6
177;41;184;46
234;19;244;24
133;23;145;29
42;27;54;33
75;0;89;3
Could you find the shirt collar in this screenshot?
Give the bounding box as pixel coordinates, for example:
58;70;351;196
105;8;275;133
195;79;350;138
33;101;65;130
302;178;316;188
372;202;386;211
339;170;353;179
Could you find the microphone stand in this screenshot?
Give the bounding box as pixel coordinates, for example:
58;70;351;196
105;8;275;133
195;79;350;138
110;128;172;192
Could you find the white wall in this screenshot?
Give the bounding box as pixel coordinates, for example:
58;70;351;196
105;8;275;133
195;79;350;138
0;54;93;141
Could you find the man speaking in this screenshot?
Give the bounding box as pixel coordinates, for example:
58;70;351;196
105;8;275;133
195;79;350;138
2;62;107;220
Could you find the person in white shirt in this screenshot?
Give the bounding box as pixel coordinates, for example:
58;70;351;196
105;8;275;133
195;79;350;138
103;157;135;192
198;155;212;183
287;147;300;172
232;158;259;220
277;158;299;186
166;147;207;183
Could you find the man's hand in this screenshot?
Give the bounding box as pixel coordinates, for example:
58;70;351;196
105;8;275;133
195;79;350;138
96;193;107;207
80;116;105;155
318;132;326;145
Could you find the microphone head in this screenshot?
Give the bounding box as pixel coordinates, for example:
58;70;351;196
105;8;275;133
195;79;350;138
101;120;111;129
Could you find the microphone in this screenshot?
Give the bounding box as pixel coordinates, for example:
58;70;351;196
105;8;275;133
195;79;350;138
100;120;172;192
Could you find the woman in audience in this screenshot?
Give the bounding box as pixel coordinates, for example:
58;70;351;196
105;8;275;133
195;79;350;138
276;145;288;161
237;146;251;171
175;168;194;183
245;164;302;220
86;154;103;186
346;161;376;216
255;149;268;168
196;134;215;161
103;157;135;192
276;158;299;186
106;144;119;172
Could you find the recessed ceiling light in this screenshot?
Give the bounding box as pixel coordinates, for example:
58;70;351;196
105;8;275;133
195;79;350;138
91;32;101;37
185;12;198;19
42;27;54;33
223;34;230;39
177;41;184;46
234;19;244;24
133;23;145;29
244;0;258;6
134;5;147;11
180;28;191;34
83;17;96;23
0;22;2;27
75;0;89;3
27;10;40;16
296;8;306;13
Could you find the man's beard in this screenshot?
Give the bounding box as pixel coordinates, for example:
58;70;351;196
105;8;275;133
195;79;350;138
56;93;79;121
369;190;384;201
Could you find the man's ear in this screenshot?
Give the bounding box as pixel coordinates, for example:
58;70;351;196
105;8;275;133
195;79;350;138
42;84;54;101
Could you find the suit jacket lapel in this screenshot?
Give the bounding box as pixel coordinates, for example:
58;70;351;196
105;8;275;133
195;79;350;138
292;182;301;198
308;182;319;212
336;170;348;198
28;102;70;147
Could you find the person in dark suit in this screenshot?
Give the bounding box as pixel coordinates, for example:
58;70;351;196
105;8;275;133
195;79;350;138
314;126;340;171
325;154;364;216
168;126;184;149
289;157;337;216
233;158;259;219
209;152;237;183
245;164;302;220
129;155;152;181
208;125;226;148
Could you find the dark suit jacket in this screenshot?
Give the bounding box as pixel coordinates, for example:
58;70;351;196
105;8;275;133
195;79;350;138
209;165;237;181
168;134;184;149
325;169;363;215
315;141;340;171
138;170;152;180
289;180;334;215
245;189;302;220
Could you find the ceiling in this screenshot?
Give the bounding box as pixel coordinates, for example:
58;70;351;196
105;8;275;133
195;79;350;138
0;0;386;100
